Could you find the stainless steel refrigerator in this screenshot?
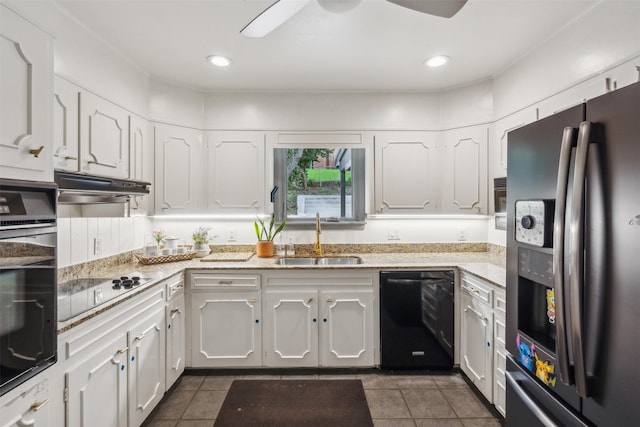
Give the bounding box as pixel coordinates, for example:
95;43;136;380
505;81;640;426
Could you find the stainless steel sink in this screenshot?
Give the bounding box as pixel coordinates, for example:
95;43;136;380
274;256;363;266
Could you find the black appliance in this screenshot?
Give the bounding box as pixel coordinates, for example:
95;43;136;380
380;270;454;369
57;274;152;322
505;81;640;426
54;170;150;204
0;178;57;396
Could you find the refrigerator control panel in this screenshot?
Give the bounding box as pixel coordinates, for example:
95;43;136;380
515;200;554;247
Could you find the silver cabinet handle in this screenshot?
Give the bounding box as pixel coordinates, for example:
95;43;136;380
248;298;257;303
117;347;128;354
218;280;233;285
29;399;49;412
306;298;313;304
134;334;144;342
552;126;576;385
170;308;181;316
326;298;334;303
569;121;591;398
64;155;78;160
506;371;557;427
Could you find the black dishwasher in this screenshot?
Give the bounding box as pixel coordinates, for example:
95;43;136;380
380;270;454;370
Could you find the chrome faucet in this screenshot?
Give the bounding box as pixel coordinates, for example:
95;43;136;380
314;212;322;256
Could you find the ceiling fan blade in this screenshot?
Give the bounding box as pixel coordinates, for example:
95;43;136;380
240;0;312;38
386;0;468;18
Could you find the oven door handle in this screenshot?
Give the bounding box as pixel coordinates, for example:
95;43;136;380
506;371;558;427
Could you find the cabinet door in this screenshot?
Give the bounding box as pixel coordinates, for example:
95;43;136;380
166;293;185;391
460;292;493;400
441;126;488;214
79;92;129;178
0;377;50;427
129;115;151;213
128;306;166;427
66;334;128;427
0;7;53;181
154;124;204;214
263;291;318;367
53;76;80;172
374;132;439;213
191;291;261;367
493;315;507;417
319;291;374;367
206;131;265;214
491;107;537;181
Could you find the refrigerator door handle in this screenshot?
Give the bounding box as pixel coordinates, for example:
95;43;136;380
552;126;576;385
506;371;559;427
568;121;592;398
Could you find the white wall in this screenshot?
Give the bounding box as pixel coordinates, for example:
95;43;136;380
150;79;205;129
203;91;443;130
493;0;640;119
4;0;150;116
150;216;489;247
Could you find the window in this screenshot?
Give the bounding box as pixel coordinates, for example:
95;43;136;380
274;148;365;225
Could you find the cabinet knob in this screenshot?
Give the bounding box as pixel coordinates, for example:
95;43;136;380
170;308;181;316
29;399;49;412
29;146;45;158
306;298;313;304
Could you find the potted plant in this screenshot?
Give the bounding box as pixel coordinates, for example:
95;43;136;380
192;226;211;258
254;214;286;258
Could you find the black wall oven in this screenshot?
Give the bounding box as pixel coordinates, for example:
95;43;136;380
0;178;57;396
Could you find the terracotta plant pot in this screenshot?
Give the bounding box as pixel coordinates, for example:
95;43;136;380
256;241;274;258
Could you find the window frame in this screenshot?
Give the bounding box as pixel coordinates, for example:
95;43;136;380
273;147;366;227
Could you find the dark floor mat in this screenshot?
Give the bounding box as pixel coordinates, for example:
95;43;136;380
214;379;373;427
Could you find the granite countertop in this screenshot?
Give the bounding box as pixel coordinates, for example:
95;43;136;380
57;251;506;333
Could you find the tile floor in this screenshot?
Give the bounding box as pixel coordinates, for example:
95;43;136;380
142;373;503;427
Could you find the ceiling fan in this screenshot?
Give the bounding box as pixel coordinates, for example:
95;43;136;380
240;0;468;38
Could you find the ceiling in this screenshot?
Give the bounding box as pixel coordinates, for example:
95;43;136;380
55;0;598;92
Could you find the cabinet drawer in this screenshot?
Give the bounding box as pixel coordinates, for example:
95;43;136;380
191;273;260;290
460;274;492;306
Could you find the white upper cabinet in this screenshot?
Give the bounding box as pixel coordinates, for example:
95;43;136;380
491;107;538;180
206;131;265;214
154;124;204;214
79;91;129;178
374;132;440;214
53;76;80;172
0;5;53;181
441;126;488;214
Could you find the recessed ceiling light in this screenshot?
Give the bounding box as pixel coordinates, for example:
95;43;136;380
208;55;231;67
424;55;450;68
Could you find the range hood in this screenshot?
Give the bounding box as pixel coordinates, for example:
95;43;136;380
54;171;151;204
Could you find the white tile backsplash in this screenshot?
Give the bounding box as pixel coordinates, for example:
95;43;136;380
57;218;71;268
59;217;150;267
70;219;89;265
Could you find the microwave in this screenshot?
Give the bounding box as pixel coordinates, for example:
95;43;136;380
494;177;506;230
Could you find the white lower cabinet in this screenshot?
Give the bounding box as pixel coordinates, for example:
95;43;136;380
493;289;507;417
460;290;493;399
65;334;129;427
127;306;166;427
166;288;185;391
263;290;318;367
60;286;166;427
459;271;507;416
0;373;51;427
263;272;375;368
188;272;262;367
